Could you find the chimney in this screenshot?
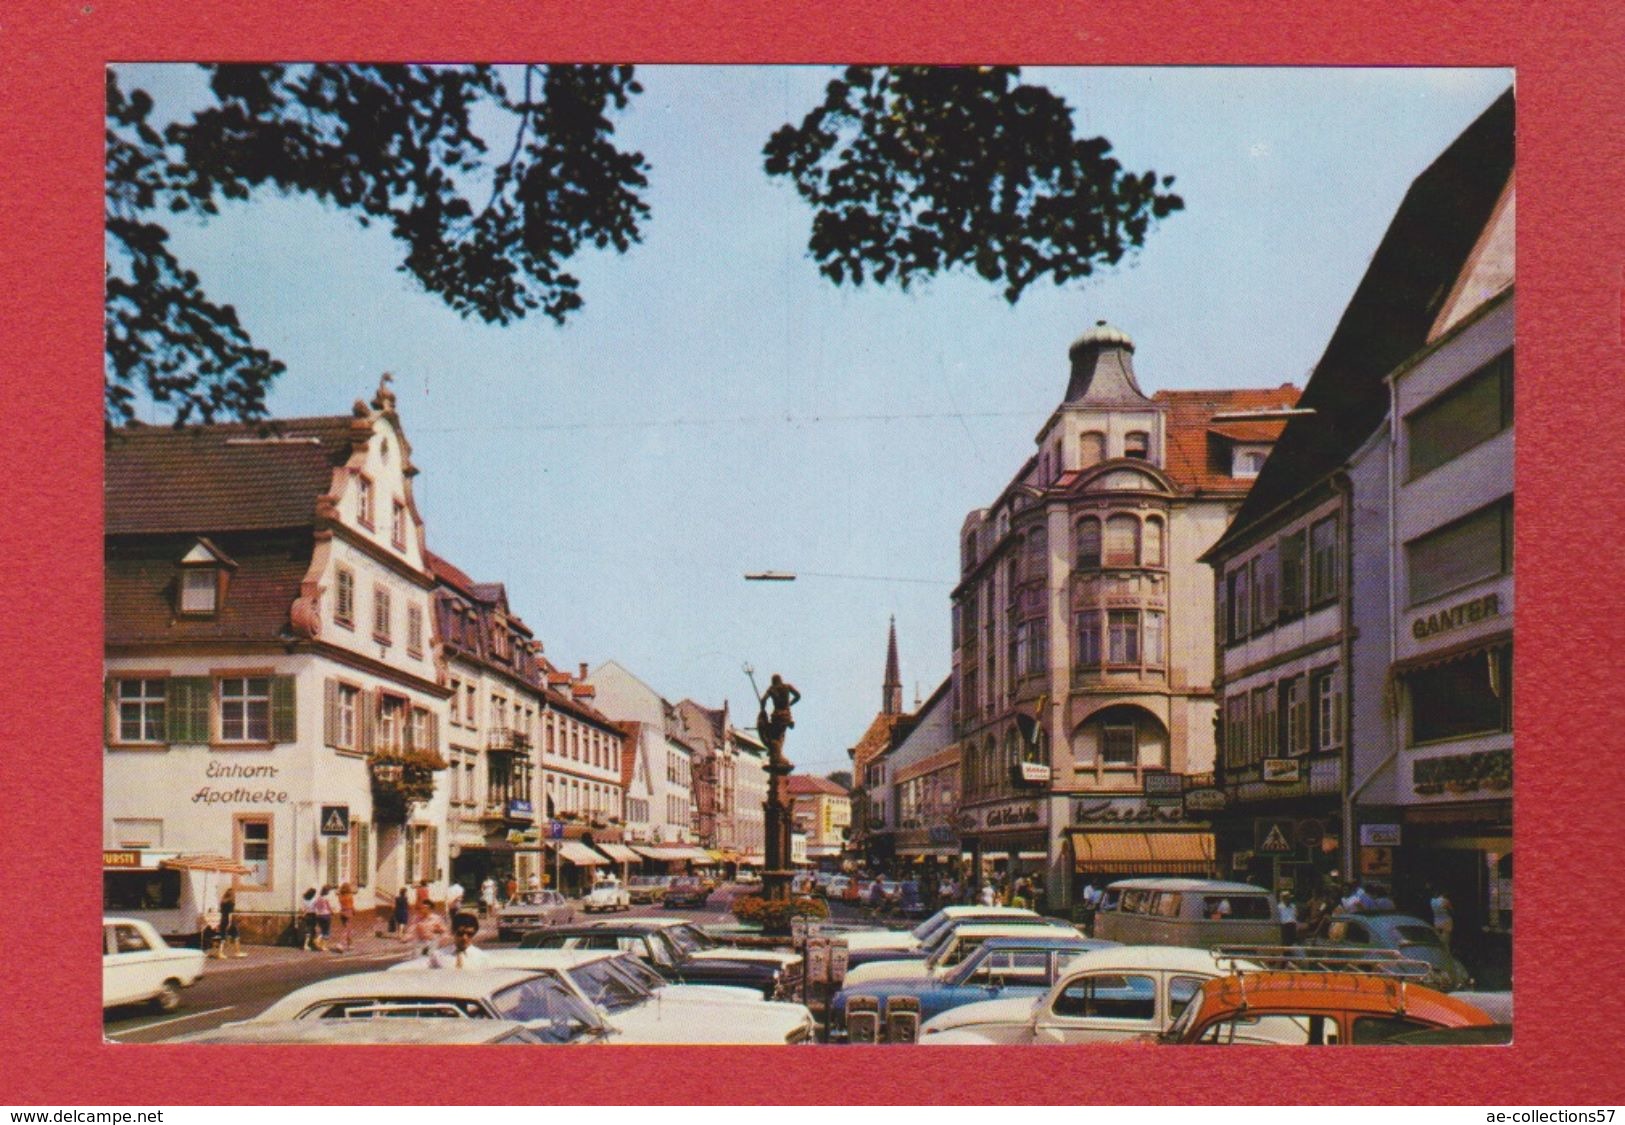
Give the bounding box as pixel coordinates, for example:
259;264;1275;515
578;662;589;681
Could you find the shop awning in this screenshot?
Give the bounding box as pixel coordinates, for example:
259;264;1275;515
160;854;254;875
551;841;608;866
595;843;641;864
678;847;713;862
1067;829;1216;875
708;849;739;863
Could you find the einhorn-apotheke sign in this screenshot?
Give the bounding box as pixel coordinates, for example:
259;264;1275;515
1412;593;1499;639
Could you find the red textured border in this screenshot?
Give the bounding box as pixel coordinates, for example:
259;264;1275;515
3;0;1621;1105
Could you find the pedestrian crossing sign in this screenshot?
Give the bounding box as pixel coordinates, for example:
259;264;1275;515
1256;819;1294;855
320;805;350;837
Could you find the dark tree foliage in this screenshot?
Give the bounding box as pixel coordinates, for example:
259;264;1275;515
105;63;648;424
763;66;1184;302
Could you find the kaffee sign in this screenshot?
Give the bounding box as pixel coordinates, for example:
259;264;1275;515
1072;796;1200;826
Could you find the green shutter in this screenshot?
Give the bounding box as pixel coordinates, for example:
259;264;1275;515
323;679;338;748
326;837;340;886
357;821;371;889
271;676;297;743
166;677;211;743
104;677;116;744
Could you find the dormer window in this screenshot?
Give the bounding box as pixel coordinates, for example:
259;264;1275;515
1124;431;1150;460
177;538;233;616
1233;446;1269;478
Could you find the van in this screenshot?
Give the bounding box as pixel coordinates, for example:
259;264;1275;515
1094;878;1278;948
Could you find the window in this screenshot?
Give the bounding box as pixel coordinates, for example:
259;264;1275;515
1251;686;1276;763
235;816;271;889
408;707;433;754
355;474;375;528
1142;517;1164;568
1409;647;1511;744
406;604;424;656
116;679;166;743
1283;676;1309;756
1051;974;1156;1021
1312;667;1343;751
448;679;461;725
334;567;355;626
1124;432;1150;460
1226;567;1251;642
1235;449;1267;477
180;568;217;614
391;499;407;549
464;683;477;730
1408;350;1513;479
1075;610;1101;668
1078;430;1106;467
1309;515;1339;605
1016;619;1047;677
1075;518;1102;569
1224;695;1249;768
1101;724;1136;767
219;677;271;742
326;681;360;751
1107;609;1139;664
1251;544;1278;629
377;695;406;752
373;585;392;643
1025;525;1048;583
1104;515;1140;567
1143;610;1165;667
1407;497;1513;605
1278;531;1306;617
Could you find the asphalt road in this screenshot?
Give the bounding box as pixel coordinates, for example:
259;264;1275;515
104;883;882;1042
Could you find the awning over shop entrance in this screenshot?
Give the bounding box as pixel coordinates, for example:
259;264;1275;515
551;841;608;866
595;843;640;864
1068;829;1216;875
160;854;253;875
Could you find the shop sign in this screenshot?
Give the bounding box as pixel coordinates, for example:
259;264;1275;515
1262;758;1301;784
1183;788;1226;812
1411;593;1499;640
1017;761;1053;785
103;849;143;868
191;760;289;805
320;805;350;837
1360;846;1394;876
1143;772;1183;803
960;799;1047;834
508;799;534;816
1360;823;1401;847
1412;749;1511;796
928;824;958;846
1073;797;1188;826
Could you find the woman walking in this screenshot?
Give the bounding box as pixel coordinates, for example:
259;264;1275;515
393;886;410;938
312;884;334;951
219;886;245;957
334;883;356;952
300;888;320;950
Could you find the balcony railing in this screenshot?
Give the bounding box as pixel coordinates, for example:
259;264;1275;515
486;727;533;754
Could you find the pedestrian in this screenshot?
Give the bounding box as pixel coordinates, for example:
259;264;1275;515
480;876;498;917
300;888;320;950
218;885;245;958
415;879;432;911
428;912;490;969
407;899;448;954
527;873;541;893
312;884;334;951
446;879;465;923
392;886;410;937
200;896;223;960
505;875;518;905
334;882;355;952
979;882;996;907
1429;888;1455;952
1277;892;1299;945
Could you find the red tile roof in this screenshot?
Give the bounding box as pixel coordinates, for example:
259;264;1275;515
106;532;311;645
787;774;848;796
425;550;479;597
851;711;909;775
105;416;356;535
1155;386;1300;495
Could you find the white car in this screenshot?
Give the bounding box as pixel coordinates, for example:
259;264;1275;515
841;920;1078;988
246;967;608;1043
173;1019;553;1045
919;945;1269;1044
103;916;206;1011
583;877;631;913
844;905;1041;956
390;949;815;1043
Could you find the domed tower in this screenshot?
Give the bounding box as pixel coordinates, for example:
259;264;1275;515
1065;320;1153;405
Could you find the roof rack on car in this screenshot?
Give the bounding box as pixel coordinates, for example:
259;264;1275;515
1212;945;1434;981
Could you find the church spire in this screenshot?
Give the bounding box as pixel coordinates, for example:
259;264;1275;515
883;616;903;715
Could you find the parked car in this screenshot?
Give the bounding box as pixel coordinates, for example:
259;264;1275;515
662;877;711;908
844;905;1040;956
1306;912;1472;991
519;918;801;999
103;916;206;1012
245;968;608;1044
392;948;814;1043
827;934;1107;1042
627;876;668;905
583;876;631;914
1158;970;1495;1045
497;889;575;941
840;920;1083;989
174;1019;554;1045
1094;877;1279;948
920;945;1260;1044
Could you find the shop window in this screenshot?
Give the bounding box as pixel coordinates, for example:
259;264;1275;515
1409;647;1511;745
1407;497;1513;606
1310;516;1340;605
1407;350;1513;480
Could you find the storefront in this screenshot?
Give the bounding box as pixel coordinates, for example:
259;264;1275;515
958;796;1049;899
896;825;960;903
102;850;252;946
1064;796;1219;904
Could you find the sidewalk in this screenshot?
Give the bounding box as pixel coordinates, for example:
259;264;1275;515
203;911;501;974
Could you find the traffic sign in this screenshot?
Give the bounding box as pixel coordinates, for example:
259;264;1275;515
1255;818;1295;855
320;805;350;837
548;819;565;840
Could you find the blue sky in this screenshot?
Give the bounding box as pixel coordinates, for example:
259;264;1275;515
115;65;1511;775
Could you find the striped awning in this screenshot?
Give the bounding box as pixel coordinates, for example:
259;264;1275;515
160;854;253;875
551;841;608;866
595;843;641;864
1067;830;1216;875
